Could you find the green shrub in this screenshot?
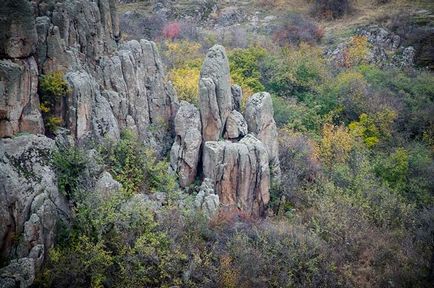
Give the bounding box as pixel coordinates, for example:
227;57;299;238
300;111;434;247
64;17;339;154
40;71;70;99
229;47;266;94
272;96;324;133
99;129;177;195
263;43;328;98
39;189;186;288
52;147;87;199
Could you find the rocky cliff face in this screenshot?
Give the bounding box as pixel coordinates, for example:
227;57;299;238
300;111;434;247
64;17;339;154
170;44;280;217
0;0;178;286
1;0;177;153
0;135;70;287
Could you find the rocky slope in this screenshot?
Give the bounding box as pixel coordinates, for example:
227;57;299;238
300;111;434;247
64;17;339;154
0;0;281;286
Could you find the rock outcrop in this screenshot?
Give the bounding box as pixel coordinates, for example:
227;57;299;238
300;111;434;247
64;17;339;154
0;57;44;137
195;178;220;217
245;92;281;181
0;135;70;287
199;45;233;141
170;45;280;216
0;1;178;285
202;135;271;216
170;101;202;188
224;110;248;140
326;25;416;69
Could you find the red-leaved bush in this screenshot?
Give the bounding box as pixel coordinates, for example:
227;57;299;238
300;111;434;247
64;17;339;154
162;22;181;40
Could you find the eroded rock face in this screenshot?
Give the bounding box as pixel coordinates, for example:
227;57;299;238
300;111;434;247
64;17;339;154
231;84;242;111
202;134;270;217
170;101;202;188
1;0;178;154
95;171;122;201
0;0;37;59
199;45;233;141
245;92;281;182
326;25;416;69
0;58;44;138
0;135;70;286
101;39;177;154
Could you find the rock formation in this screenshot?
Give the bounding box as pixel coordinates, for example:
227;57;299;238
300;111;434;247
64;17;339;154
0;135;70;286
326;25;416;69
245;92;281;181
202;135;271;217
170;101;202;188
195;178;220;217
0;0;282;284
170;45;280;217
199;45;233;141
1;0;177;154
224;110;248;140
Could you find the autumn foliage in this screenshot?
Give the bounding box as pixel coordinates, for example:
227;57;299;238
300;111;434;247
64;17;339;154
162;22;181;40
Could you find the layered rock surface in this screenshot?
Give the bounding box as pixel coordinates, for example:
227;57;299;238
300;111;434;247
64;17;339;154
245;92;281;181
199;45;233;141
202;135;270;217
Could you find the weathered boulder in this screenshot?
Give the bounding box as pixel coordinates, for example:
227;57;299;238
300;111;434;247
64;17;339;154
245;92;281;181
195;178;220;217
202;134;270;217
224;110;248;140
0;258;35;288
170;101;202;188
0;135;70;285
199;45;233;141
95;171;122;200
326;25;417;69
0;58;44;138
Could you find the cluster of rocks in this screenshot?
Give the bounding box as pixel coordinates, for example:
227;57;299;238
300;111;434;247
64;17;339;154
170;45;280;217
326;25;416;69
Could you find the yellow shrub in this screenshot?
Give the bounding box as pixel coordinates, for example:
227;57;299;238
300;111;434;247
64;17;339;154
318;123;354;166
345;35;369;67
169;67;200;105
219;254;239;288
349;110;397;148
161;40;203;68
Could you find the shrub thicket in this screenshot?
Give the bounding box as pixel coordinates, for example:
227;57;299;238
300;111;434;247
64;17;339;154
39;71;70;135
